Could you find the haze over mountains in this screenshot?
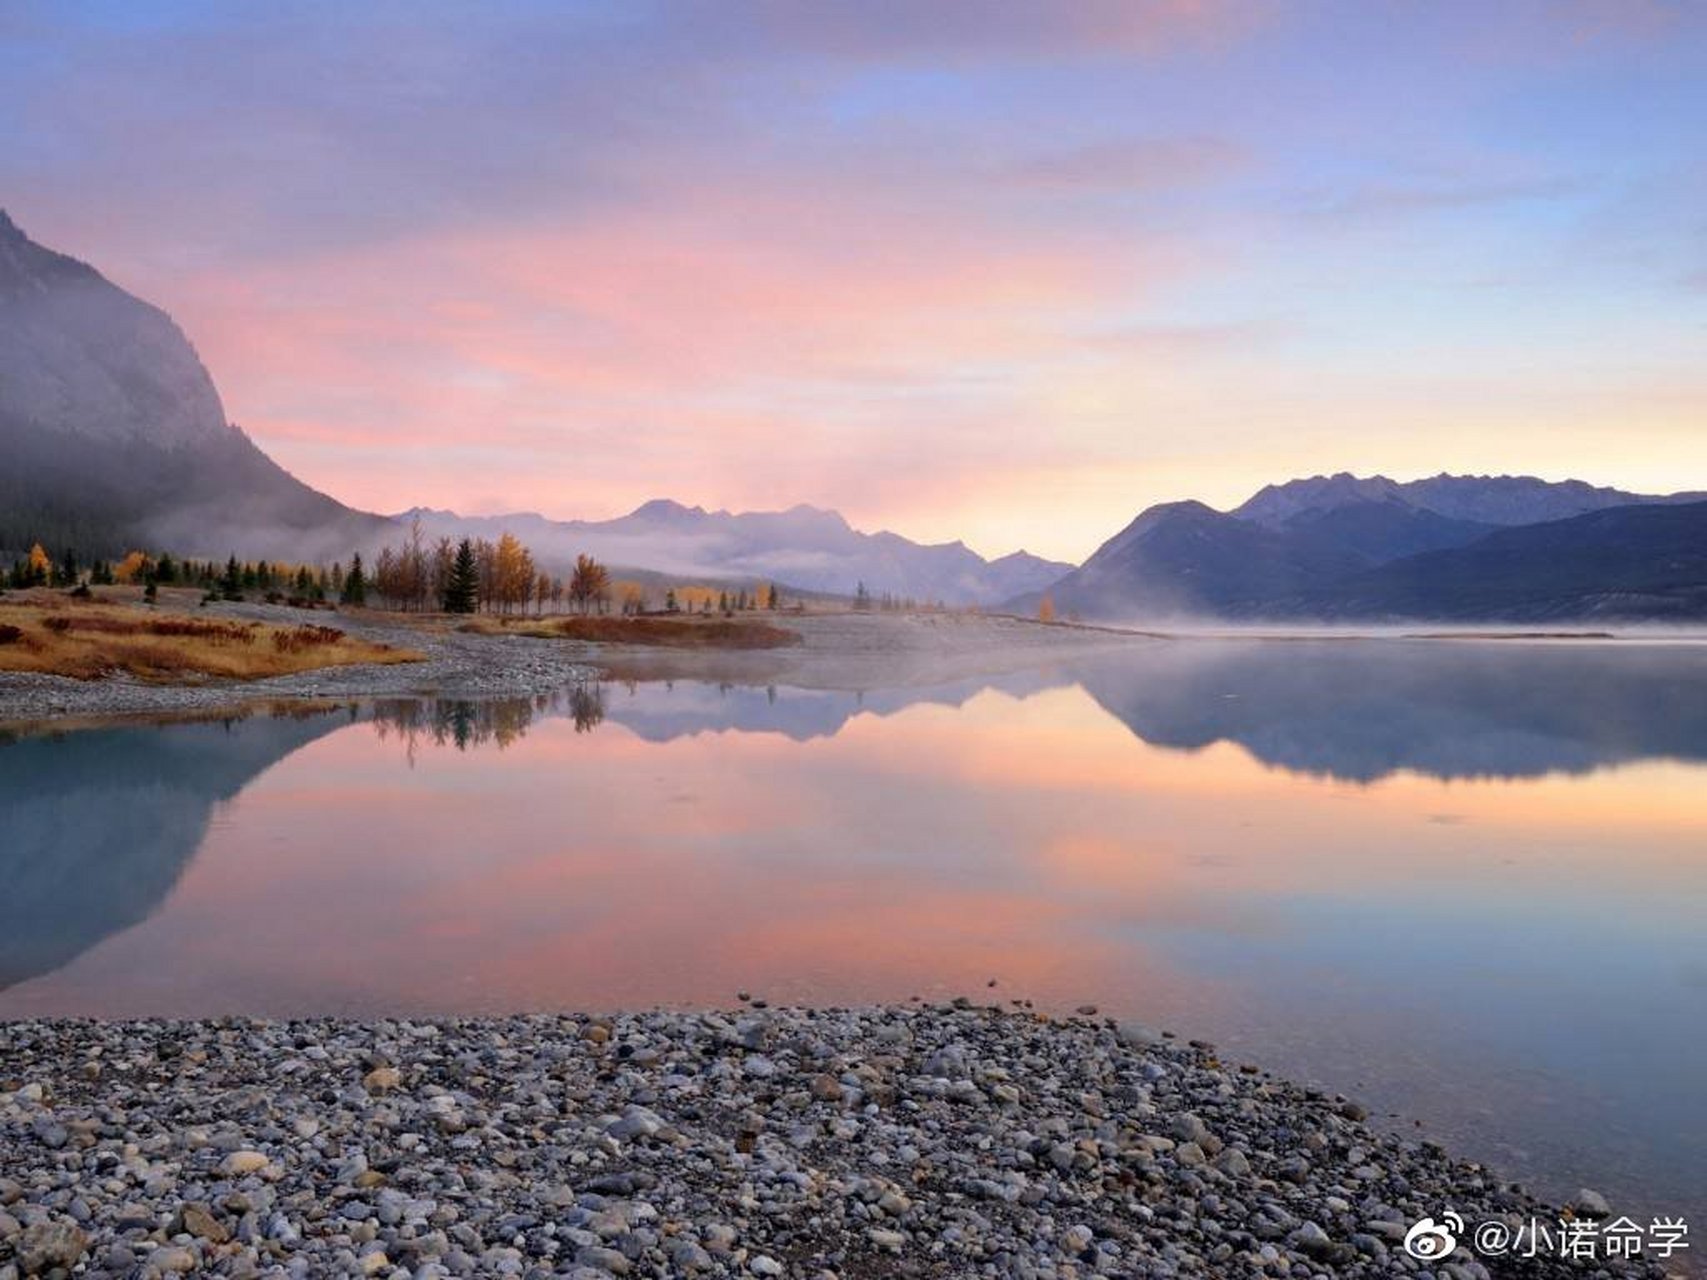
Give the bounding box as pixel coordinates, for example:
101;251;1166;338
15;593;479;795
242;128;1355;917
400;501;1068;606
3;213;1703;621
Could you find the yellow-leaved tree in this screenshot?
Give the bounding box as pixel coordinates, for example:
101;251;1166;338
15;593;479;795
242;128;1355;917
568;554;611;614
493;533;535;614
114;551;151;584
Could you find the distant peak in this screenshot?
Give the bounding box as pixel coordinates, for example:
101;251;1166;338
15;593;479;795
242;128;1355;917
779;502;852;526
629;497;709;521
0;208;18;238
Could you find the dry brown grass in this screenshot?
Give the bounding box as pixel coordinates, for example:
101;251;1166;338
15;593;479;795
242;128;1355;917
0;601;422;681
457;613;802;649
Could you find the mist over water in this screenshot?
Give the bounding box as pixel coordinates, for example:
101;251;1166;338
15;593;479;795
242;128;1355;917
2;639;1703;1230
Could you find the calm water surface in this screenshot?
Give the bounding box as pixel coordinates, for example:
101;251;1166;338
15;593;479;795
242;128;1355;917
3;639;1704;1228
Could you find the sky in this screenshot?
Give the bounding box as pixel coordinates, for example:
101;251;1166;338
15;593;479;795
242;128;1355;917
2;1;1704;563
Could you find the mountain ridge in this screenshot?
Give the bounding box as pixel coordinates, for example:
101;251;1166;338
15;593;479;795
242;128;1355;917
1235;470;1705;528
1027;473;1707;623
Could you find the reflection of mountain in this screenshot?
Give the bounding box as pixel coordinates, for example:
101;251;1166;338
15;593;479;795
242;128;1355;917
363;670;1069;747
17;642;1693;994
0;709;348;991
599;670;1066;743
1070;640;1707;782
378;645;1707;781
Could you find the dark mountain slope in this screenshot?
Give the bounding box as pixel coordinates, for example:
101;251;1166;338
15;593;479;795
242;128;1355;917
1276;496;1494;565
1300;500;1707;622
1029;474;1707;624
1037;501;1367;619
0;210;390;560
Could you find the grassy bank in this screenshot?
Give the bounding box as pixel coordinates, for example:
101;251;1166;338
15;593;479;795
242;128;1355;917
0;601;421;681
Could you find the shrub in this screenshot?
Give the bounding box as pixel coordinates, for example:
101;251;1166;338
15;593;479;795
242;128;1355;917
0;624;23;646
147;618;255;645
272;624;346;653
551;616;801;649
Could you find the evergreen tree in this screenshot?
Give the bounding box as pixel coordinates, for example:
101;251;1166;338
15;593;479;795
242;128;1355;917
442;539;479;613
854;581;872;611
664;588;679;613
220;555;243;599
155;553;177;584
341;554;368;606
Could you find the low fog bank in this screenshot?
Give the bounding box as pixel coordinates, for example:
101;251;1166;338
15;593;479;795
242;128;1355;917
1040;612;1707;644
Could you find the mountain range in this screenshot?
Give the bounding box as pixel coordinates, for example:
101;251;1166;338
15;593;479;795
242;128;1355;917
1030;474;1707;623
3;212;1703;621
398;501;1068;605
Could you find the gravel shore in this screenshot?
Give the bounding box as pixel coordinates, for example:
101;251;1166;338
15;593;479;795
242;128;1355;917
0;604;597;726
0;1006;1663;1279
0;607;1145;727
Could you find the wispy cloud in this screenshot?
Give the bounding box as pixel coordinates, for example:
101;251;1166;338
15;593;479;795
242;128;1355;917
2;1;1704;559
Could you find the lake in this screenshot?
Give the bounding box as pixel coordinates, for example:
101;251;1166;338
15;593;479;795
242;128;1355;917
2;637;1703;1232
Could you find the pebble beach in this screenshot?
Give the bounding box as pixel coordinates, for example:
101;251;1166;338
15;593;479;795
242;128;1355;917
0;1006;1665;1279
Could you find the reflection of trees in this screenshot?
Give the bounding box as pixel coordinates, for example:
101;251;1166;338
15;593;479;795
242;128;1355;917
371;697;535;756
369;681;607;755
569;683;604;734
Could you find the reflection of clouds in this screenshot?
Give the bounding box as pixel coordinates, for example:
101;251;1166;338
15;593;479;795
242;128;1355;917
5;655;1703;1237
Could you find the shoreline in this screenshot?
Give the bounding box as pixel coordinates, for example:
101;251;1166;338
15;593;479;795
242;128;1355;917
0;607;1146;729
0;1006;1669;1279
5;601;1704;731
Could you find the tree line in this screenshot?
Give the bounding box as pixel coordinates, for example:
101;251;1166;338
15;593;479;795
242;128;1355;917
4;542;350;605
6;524;792;618
367;522;616;615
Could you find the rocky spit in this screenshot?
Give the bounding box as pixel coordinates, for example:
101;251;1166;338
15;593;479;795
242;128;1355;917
0;1007;1664;1280
0;604;597;727
0;605;1144;730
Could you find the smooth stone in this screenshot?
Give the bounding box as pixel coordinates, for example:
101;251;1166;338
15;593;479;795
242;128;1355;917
15;1222;90;1274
